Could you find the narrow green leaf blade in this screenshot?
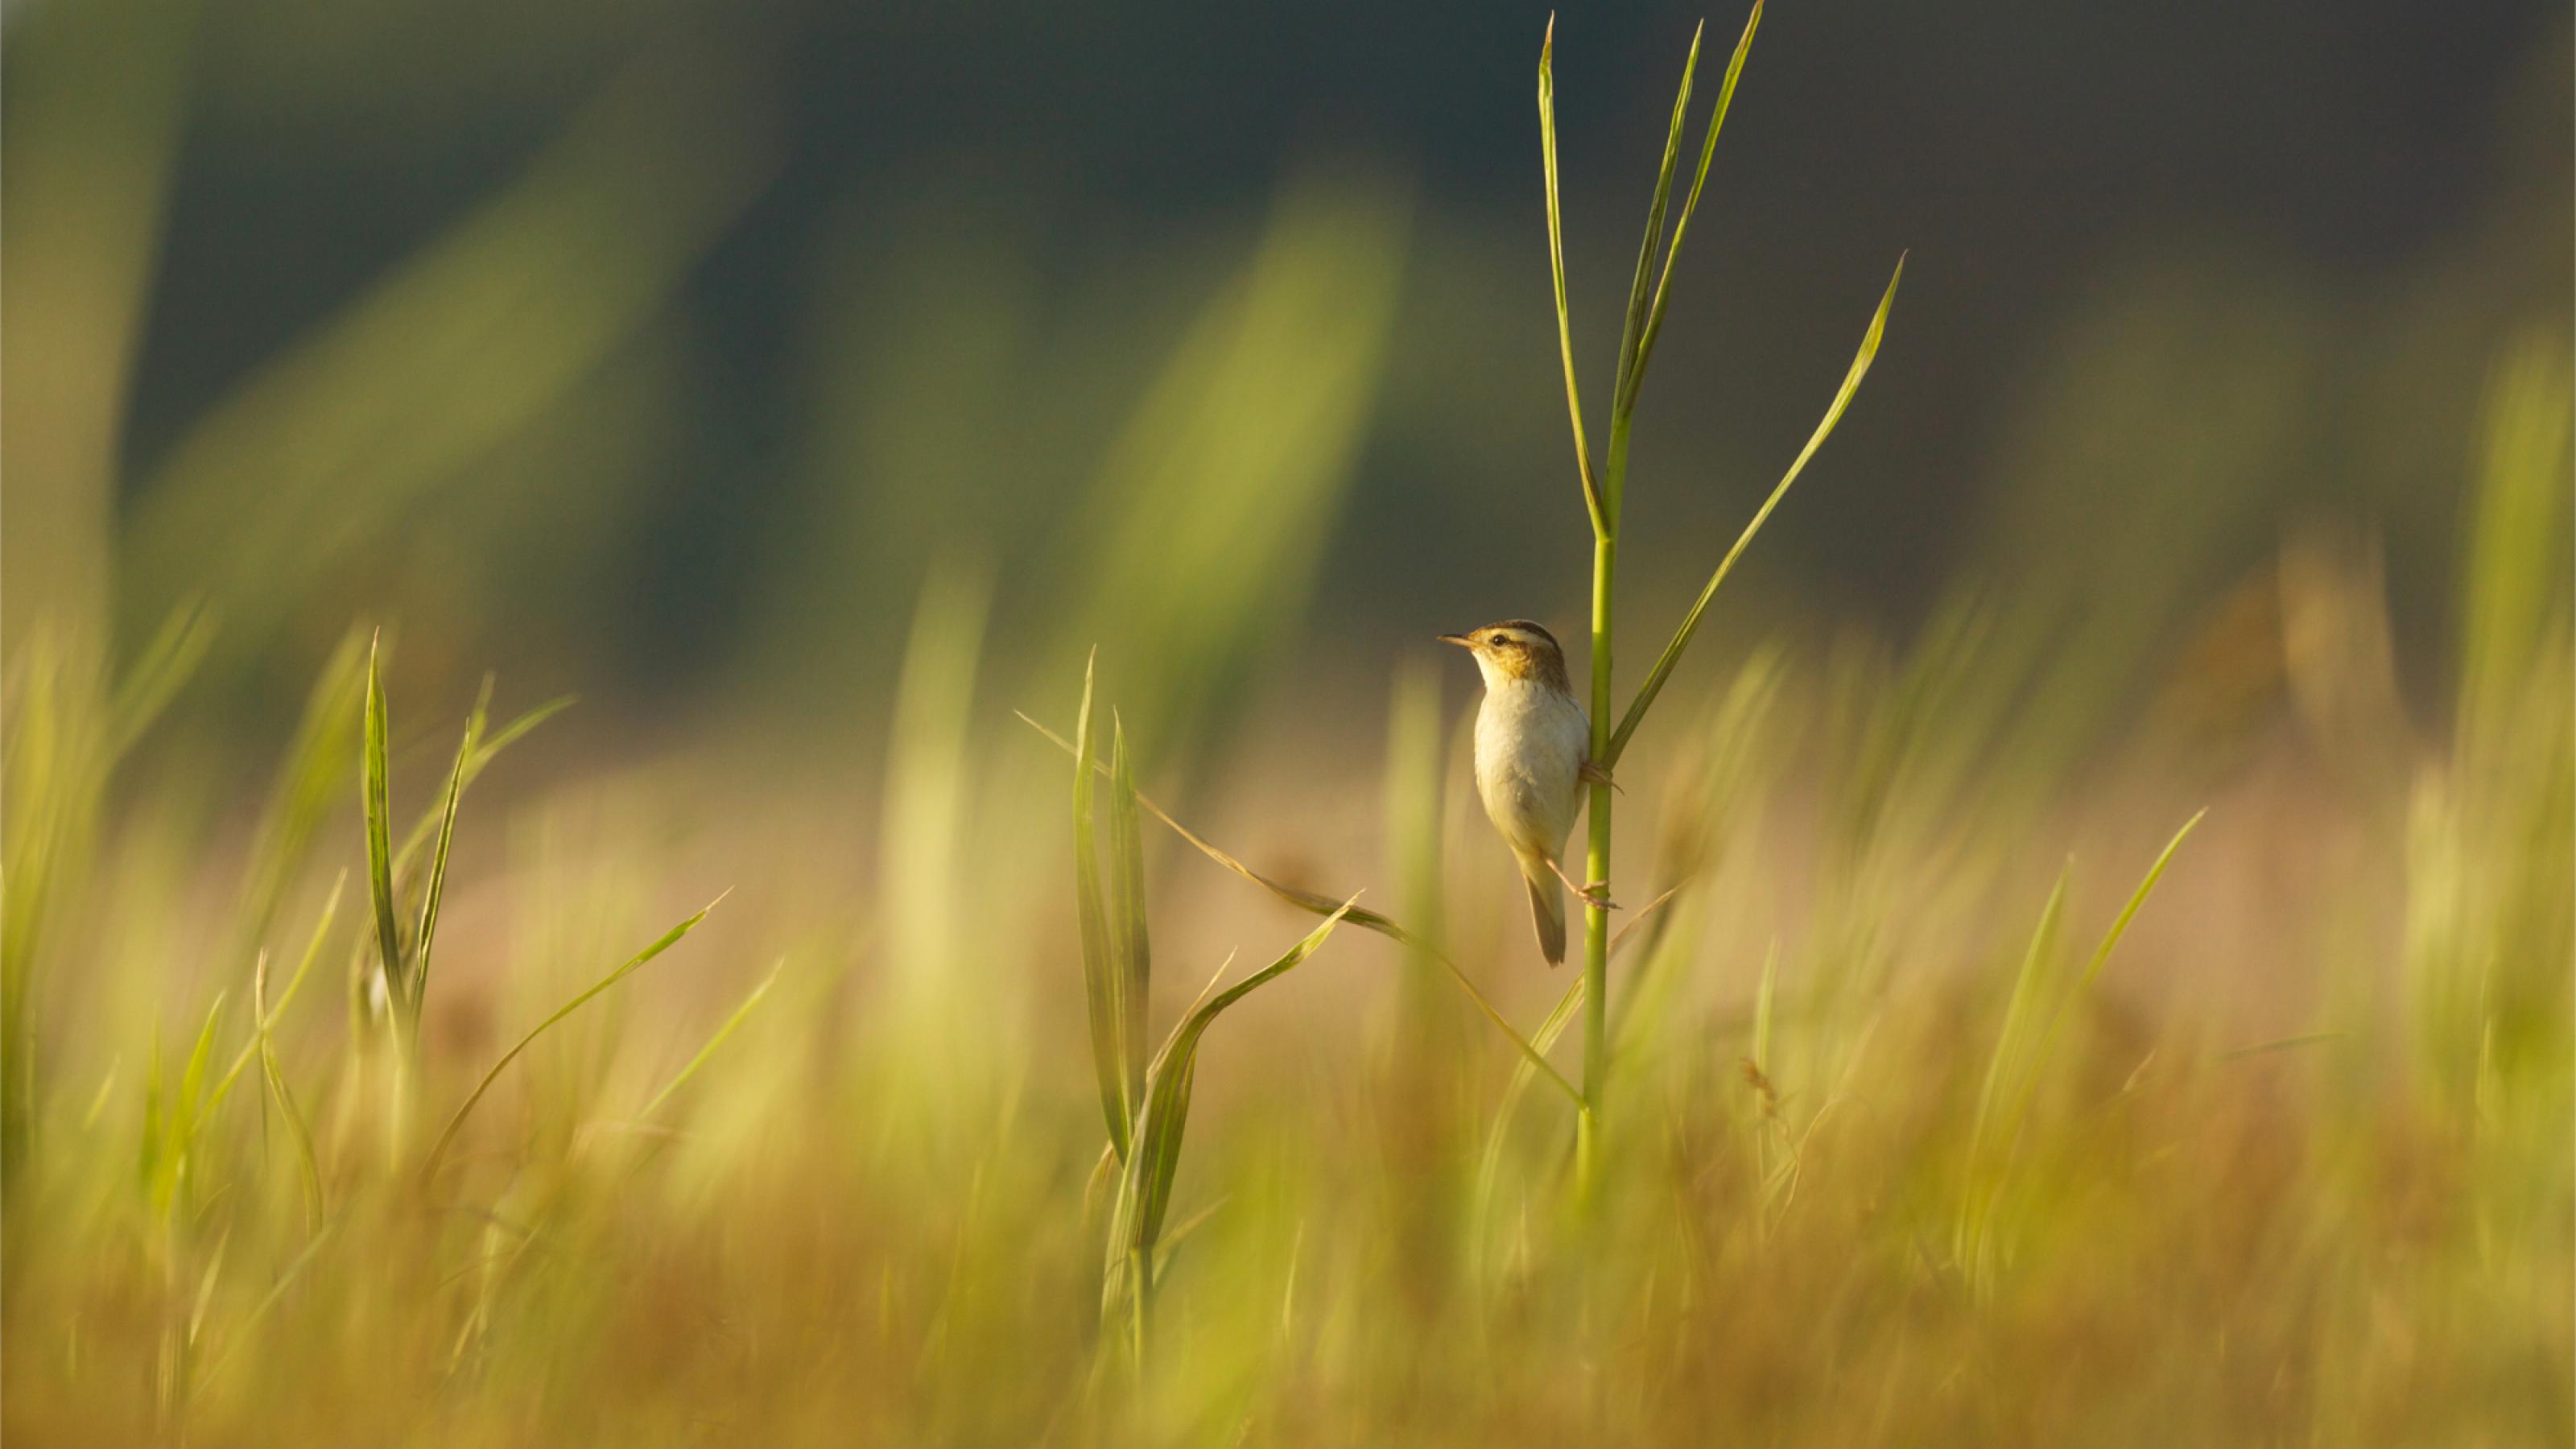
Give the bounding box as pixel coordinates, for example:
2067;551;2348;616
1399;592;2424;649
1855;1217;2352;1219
1069;653;1130;1161
391;692;573;880
1112;905;1352;1276
1108;713;1152;1119
1608;253;1903;766
637;956;786;1122
419;894;725;1187
409;683;489;1025
1018;710;1583;1107
204;873;343;1125
360;633;403;1018
105;601;217;763
1539;16;1608;537
256;919;327;1227
1629;0;1762;397
1613;20;1703;421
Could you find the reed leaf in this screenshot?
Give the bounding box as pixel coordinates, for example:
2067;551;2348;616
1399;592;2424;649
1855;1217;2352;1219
1627;1;1762;399
360;634;402;1022
419;894;724;1187
1069;654;1132;1162
1105;903;1353;1308
1613;20;1702;423
637;957;786;1123
390;692;573;881
407;684;488;1026
1020;710;1580;1105
1606;254;1905;767
1108;714;1152;1133
1538;17;1607;537
254;939;326;1228
203;875;341;1129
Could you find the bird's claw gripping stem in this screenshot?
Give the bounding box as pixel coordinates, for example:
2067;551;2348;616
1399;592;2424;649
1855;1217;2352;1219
1548;857;1618;911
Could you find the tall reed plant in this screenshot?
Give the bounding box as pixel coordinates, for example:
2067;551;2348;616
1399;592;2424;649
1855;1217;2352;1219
1537;8;1902;1191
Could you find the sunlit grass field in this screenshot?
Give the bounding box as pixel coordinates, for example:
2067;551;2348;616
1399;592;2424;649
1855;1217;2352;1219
5;336;2567;1443
6;10;2570;1444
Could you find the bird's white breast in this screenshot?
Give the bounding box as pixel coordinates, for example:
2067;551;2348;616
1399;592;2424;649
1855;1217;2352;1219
1472;678;1589;859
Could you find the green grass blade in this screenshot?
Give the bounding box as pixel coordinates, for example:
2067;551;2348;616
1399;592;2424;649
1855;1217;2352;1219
1019;711;1582;1106
254;939;326;1228
1965;870;2068;1170
1109;905;1352;1284
1612;20;1703;421
390;692;573;881
1070;653;1131;1162
1955;869;2066;1266
1108;713;1152;1127
636;957;786;1122
419;894;725;1188
236;629;367;949
1538;17;1608;537
2035;811;2206;1056
360;633;403;1022
408;683;489;1026
137;1029;165;1197
173;992;228;1141
195;1219;337;1390
1628;0;1761;398
105;601;217;764
1964;812;2205;1279
1471;972;1585;1253
1606;254;1903;766
204;875;342;1126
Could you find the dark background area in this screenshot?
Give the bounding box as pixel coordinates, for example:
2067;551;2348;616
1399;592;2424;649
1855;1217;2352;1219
10;0;2570;733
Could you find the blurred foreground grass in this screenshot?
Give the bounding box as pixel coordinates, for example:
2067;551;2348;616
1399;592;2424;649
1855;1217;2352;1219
3;336;2567;1443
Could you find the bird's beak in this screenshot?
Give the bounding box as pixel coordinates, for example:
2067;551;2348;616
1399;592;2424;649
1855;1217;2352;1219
1436;633;1474;649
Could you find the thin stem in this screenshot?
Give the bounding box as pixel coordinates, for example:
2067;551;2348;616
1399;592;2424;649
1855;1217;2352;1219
1580;424;1625;1206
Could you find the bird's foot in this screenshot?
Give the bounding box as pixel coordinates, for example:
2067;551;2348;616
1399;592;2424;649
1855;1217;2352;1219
1579;760;1621;793
1546;857;1618;911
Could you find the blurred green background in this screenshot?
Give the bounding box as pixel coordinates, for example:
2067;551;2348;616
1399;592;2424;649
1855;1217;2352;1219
7;0;2568;741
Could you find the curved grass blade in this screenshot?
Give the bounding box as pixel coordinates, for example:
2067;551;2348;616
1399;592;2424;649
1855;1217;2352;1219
1627;0;1762;399
1472;890;1681;1262
204;874;342;1125
1070;653;1131;1162
1958;811;2204;1284
195;1219;338;1390
105;601;217;763
1019;711;1581;1106
236;629;367;951
255;942;326;1228
360;633;402;1022
1538;17;1607;538
1606;254;1904;767
390;692;574;881
407;684;488;1026
1613;19;1702;423
419;894;725;1187
1106;904;1353;1304
1471;972;1586;1257
1108;713;1151;1133
635;956;786;1122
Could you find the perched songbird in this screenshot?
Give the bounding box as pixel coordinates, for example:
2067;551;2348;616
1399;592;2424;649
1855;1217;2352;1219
1440;621;1612;966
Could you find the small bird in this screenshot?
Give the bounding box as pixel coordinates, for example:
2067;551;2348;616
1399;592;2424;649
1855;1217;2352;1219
1440;621;1613;966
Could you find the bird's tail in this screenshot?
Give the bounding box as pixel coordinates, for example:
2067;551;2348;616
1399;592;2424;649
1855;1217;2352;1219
1519;855;1567;967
